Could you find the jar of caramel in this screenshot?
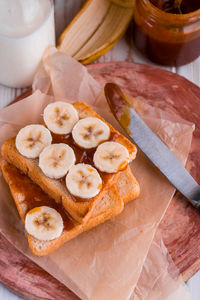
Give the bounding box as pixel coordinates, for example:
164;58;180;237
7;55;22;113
132;0;200;66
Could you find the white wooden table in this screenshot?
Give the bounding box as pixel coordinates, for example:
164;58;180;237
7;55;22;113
0;1;199;299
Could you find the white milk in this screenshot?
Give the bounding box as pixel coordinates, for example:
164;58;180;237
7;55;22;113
0;0;55;88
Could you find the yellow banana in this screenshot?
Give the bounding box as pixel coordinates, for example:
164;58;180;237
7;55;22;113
57;0;135;64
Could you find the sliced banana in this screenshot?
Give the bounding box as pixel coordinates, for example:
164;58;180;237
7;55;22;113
25;206;63;241
93;141;130;173
72;117;110;149
66;163;102;199
39;143;76;179
43;101;79;134
16;124;52;158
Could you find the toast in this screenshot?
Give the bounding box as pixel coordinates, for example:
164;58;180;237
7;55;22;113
0;159;140;256
1;101;137;223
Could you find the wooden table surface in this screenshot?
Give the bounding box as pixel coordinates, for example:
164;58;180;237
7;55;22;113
0;1;199;299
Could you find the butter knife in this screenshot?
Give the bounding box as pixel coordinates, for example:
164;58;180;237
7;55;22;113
104;82;200;209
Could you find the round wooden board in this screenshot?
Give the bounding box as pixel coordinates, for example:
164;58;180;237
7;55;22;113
1;62;200;299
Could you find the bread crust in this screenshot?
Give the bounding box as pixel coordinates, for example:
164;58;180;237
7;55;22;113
1;101;137;223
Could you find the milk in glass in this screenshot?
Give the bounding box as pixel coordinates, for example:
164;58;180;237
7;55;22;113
0;0;55;88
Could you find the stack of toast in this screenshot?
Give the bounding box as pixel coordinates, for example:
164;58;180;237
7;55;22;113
0;101;140;256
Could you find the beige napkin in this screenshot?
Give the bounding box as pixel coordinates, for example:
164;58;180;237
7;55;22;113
0;47;194;300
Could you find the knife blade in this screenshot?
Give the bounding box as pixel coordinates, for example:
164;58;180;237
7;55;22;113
104;82;200;209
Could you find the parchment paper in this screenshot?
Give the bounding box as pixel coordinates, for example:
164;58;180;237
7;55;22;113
0;47;194;300
133;230;192;300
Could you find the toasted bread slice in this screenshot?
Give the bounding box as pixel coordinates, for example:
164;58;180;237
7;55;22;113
1;101;137;223
117;166;140;204
1;159;139;256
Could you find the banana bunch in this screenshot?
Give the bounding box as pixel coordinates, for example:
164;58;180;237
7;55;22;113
16;101;130;241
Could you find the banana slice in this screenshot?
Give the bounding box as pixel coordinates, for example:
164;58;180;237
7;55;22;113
16;124;52;158
72;117;110;149
93;141;130;173
25;206;63;241
39;143;76;179
43;101;79;134
66;163;102;199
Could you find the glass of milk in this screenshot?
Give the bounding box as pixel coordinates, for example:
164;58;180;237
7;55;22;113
0;0;55;88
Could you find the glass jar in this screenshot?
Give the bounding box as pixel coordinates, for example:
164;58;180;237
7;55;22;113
132;0;200;66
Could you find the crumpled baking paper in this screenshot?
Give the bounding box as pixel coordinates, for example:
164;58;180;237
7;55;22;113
133;229;192;300
0;47;194;300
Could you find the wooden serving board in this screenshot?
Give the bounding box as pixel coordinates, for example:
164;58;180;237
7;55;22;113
1;62;200;299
